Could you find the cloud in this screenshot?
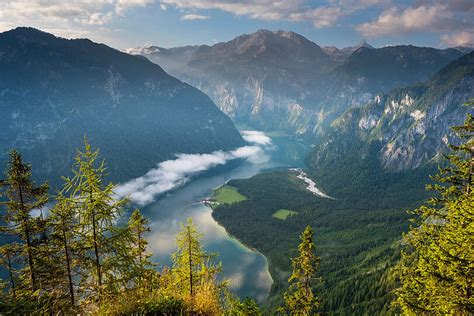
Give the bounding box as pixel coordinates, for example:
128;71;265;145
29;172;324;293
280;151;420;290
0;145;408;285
241;130;272;145
441;31;474;47
289;6;342;28
180;14;209;21
357;5;445;37
0;0;152;33
161;0;383;28
357;2;474;39
115;131;272;206
161;0;303;21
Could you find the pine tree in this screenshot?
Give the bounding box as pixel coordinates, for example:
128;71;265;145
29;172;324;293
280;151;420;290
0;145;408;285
280;225;321;315
394;103;474;314
0;150;49;291
62;139;129;302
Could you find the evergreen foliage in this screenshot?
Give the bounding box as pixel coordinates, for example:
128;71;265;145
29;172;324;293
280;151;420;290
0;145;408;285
394;103;474;314
280;225;321;315
0;150;48;291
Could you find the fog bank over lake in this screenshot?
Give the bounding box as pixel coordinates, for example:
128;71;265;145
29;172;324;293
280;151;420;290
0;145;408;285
126;131;310;301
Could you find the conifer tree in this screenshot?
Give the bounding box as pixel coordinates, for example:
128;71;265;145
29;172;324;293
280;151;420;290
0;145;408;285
0;150;49;291
280;225;321;315
171;218;225;312
62;139;129;301
0;243;19;297
394;103;474;314
48;194;78;307
126;209;154;288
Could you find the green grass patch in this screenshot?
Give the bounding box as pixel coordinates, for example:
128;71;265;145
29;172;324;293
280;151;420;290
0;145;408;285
272;209;298;220
213;186;247;204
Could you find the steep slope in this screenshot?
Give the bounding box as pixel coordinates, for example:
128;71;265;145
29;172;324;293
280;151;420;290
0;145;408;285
0;27;245;185
136;31;464;136
310;51;474;178
211;49;472;316
138;29;334;133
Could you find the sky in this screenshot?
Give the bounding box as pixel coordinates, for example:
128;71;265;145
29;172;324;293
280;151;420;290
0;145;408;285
0;0;473;50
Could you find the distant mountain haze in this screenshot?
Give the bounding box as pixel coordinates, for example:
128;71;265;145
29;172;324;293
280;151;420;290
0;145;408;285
132;29;467;137
0;27;245;185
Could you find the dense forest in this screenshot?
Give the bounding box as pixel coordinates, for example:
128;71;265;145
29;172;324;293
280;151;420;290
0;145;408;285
0;110;472;315
213;109;473;314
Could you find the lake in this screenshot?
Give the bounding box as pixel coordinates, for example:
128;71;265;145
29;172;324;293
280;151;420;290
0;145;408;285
139;133;310;302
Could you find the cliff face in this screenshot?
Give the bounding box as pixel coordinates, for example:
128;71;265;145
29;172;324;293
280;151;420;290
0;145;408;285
310;52;474;172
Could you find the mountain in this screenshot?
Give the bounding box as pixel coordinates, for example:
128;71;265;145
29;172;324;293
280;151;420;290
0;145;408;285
134;29;335;133
454;46;474;54
322;40;374;62
331;45;464;94
0;27;245;185
310;51;474;175
124;45;200;71
210;52;473;316
134;30;464;135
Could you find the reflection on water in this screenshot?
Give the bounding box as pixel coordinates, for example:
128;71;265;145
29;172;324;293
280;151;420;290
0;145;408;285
140;134;309;302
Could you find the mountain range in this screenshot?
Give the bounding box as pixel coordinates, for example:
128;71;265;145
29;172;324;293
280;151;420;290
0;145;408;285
0;27;244;185
130;29;467;137
128;29;472;174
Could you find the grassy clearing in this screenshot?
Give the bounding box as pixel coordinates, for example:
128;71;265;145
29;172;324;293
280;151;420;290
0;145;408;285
213;185;247;204
272;209;298;220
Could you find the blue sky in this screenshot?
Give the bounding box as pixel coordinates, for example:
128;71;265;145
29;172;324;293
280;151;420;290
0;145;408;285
0;0;472;50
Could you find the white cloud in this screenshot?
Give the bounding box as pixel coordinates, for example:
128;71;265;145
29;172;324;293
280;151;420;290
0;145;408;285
441;31;474;47
0;0;152;32
162;0;383;27
161;0;303;21
180;14;209;21
86;12;114;25
115;131;272;206
357;2;474;40
289;6;342;28
357;5;444;37
116;0;154;14
241;130;272;145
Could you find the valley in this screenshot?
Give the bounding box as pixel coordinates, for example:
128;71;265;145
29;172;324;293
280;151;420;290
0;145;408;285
0;23;472;315
120;130;313;302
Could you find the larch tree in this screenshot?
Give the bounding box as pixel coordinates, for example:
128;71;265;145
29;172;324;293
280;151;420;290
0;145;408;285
171;218;225;313
126;209;155;289
0;243;19;297
280;225;321;315
0;150;49;291
394;103;473;314
48;194;79;307
61;139;129;302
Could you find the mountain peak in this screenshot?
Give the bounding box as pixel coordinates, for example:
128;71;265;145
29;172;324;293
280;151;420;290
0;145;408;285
1;27;58;42
251;29;311;43
358;39;374;49
124;45;161;55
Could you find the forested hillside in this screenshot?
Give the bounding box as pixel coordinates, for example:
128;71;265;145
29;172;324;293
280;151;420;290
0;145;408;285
212;107;473;314
212;167;429;314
